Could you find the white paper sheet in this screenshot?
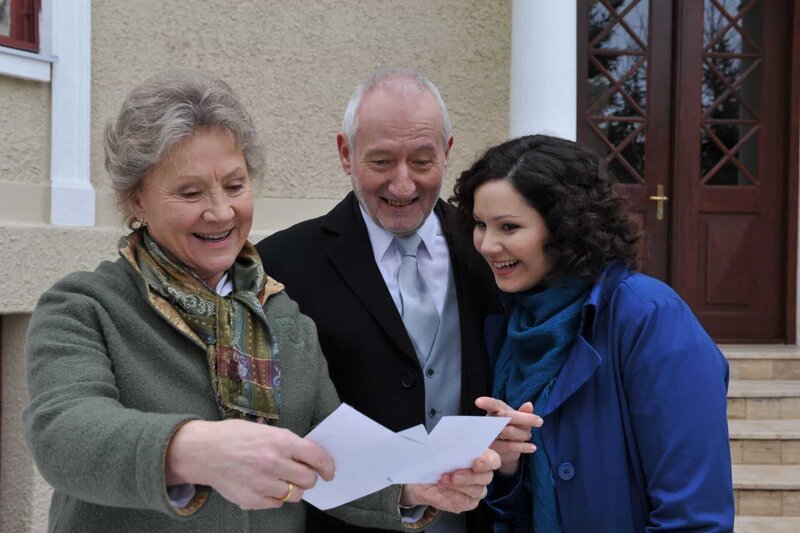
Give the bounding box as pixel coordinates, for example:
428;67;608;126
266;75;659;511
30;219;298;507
302;403;509;510
387;415;509;484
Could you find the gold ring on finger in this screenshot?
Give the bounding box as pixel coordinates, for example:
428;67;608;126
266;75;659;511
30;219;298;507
279;481;294;503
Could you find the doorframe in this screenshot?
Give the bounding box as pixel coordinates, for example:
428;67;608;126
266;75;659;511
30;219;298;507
671;0;795;343
786;0;800;344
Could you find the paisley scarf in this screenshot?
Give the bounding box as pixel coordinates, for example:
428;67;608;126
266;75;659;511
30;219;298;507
122;229;280;422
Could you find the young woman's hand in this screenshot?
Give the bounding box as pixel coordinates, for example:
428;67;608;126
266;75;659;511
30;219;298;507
475;397;542;475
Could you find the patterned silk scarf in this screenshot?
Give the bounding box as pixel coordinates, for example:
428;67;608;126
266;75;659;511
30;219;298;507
122;229;280;423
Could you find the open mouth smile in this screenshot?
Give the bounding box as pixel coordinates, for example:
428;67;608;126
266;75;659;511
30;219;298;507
384;198;418;207
492;260;519;270
193;230;232;242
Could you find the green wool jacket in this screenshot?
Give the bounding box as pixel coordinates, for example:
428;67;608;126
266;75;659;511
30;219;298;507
24;256;413;533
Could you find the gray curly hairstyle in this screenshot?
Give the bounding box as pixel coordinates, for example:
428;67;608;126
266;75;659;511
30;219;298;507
104;70;266;226
341;67;452;150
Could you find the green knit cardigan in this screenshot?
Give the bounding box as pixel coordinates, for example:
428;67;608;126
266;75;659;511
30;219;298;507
24;257;418;532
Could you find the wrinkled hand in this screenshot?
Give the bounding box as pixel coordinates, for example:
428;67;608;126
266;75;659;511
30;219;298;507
401;449;500;513
165;419;334;510
475;396;542;475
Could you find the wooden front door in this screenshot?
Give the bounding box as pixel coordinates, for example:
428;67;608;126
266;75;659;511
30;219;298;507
579;0;792;342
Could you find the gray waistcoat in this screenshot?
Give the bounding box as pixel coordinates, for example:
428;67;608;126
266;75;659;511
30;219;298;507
416;263;467;533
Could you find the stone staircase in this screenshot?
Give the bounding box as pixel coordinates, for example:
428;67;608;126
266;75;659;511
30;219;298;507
723;345;800;532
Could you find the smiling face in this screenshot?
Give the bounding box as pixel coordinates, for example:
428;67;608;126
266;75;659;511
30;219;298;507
130;127;253;288
472;179;552;293
337;87;452;237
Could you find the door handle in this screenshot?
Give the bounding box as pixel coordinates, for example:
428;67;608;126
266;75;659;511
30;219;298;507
648;184;669;221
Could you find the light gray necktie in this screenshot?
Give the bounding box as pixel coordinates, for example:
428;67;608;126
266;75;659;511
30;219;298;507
396;234;440;362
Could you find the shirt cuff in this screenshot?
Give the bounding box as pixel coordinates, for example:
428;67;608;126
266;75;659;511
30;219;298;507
400;505;429;524
167;484;197;509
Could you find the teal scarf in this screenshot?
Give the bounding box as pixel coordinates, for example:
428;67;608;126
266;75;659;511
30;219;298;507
493;278;592;533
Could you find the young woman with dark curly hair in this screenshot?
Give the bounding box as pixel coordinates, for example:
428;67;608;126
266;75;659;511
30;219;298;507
453;135;734;532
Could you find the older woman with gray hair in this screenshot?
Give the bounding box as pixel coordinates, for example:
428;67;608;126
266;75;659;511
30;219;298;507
23;70;498;533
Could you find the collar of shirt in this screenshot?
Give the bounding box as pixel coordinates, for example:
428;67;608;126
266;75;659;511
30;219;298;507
215;273;233;296
359;204;450;316
359;204;440;262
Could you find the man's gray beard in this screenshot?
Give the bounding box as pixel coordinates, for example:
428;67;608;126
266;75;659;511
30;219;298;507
350;167;445;236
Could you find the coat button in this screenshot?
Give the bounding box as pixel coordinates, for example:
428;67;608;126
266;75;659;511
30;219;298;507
425;368;435;378
557;462;575;481
401;373;415;388
428;408;437;418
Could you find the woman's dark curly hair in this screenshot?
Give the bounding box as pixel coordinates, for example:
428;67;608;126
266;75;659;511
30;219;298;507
450;134;640;281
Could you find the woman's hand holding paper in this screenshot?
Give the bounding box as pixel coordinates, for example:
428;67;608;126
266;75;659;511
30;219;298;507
166;419;335;510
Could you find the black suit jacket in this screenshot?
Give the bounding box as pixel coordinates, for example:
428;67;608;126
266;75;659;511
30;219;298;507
256;192;501;532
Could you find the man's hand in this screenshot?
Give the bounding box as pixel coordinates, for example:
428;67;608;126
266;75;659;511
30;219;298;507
401;449;500;513
475;396;542;475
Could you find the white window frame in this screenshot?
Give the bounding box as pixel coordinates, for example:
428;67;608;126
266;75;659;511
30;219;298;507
0;0;53;81
0;0;94;226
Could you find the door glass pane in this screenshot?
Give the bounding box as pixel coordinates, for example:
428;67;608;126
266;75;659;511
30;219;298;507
586;0;649;184
701;0;762;186
590;55;648;116
589;0;648;52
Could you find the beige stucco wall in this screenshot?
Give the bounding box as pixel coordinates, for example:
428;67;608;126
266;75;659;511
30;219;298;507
0;76;51;225
0;0;512;299
0;2;511;530
1;314;51;533
0;77;50;186
3;1;511;229
89;0;511;227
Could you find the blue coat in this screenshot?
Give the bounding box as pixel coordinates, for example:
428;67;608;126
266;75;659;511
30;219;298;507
488;261;734;532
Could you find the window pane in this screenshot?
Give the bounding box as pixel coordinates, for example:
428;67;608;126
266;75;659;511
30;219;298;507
701;0;762;186
590;55;648;117
702;126;759;185
587;122;644;184
0;0;10;38
586;0;649;183
589;0;649;52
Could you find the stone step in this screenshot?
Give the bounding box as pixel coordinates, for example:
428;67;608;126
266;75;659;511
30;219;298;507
728;381;800;420
733;465;800;517
720;345;800;360
729;420;800;440
729;420;800;464
729;359;800;381
734;516;800;532
720;345;800;380
734;464;800;490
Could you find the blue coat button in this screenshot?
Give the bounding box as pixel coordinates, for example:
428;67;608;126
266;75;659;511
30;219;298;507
557;462;575;481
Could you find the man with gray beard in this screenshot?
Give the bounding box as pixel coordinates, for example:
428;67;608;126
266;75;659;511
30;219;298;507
257;68;502;532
